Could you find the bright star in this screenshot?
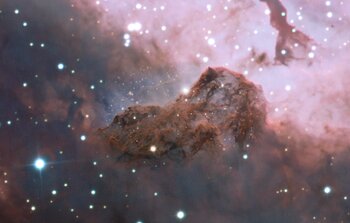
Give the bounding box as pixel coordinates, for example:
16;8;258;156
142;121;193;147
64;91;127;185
176;210;186;219
182;88;190;95
34;158;46;170
57;63;65;70
150;145;157;153
285;85;291;91
323;186;332;194
80;135;87;141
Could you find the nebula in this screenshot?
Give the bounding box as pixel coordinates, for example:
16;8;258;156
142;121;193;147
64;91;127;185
101;67;266;160
260;0;313;65
0;0;350;222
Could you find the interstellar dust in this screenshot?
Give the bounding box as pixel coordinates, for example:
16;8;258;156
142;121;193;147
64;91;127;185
100;67;266;161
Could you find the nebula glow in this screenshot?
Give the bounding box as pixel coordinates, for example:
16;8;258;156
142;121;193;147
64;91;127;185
0;0;350;222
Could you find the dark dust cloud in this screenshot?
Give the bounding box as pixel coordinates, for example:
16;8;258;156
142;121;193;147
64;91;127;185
101;67;266;160
0;0;350;222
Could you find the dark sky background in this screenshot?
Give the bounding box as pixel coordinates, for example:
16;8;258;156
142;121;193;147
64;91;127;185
0;0;350;222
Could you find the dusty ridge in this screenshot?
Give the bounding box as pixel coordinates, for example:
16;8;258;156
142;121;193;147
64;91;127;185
100;67;266;160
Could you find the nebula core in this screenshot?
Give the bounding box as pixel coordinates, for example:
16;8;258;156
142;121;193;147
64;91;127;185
0;0;350;222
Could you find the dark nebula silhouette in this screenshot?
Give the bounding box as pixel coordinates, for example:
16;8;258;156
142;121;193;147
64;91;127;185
101;67;266;160
1;0;350;222
261;0;313;65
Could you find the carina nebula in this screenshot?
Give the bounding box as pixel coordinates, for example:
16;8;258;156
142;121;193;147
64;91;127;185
101;67;266;160
1;0;350;223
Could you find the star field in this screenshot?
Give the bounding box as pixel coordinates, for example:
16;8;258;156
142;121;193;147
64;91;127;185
0;0;350;222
